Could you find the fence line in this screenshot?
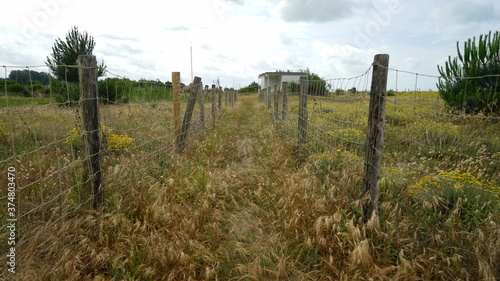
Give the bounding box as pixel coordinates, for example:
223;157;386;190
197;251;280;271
0;57;239;276
270;52;500;274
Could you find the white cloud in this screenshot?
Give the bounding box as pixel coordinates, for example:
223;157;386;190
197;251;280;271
430;0;499;41
278;0;363;23
0;0;499;91
405;57;420;70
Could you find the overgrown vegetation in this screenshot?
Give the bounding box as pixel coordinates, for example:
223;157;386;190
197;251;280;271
0;92;498;280
437;30;500;116
238;81;259;93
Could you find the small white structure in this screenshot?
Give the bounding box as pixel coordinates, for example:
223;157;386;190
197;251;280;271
258;71;304;93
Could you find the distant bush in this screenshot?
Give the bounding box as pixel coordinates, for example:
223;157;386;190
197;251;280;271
238;81;259;93
7;83;26;94
98;78;127;103
51;79;79;106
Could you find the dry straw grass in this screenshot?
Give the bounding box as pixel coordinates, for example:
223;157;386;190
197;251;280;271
1;93;499;280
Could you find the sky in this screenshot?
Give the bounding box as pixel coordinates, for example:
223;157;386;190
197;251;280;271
1;0;499;91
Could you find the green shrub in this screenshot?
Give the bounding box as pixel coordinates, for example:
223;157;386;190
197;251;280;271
437;31;500;116
51;79;79;106
98;78;127;103
7;83;26;94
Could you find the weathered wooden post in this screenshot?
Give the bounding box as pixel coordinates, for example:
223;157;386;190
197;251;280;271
274;84;279;121
178;76;202;154
211;84;216;127
282;82;288;120
218;86;223;110
201;85;207;129
363;54;389;224
172;72;181;148
78;55;104;209
267;86;271;110
225;87;228;106
297;76;308;146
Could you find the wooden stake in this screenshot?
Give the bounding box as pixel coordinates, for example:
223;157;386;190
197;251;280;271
178;76;202;154
78;55;104;209
363;54;389;223
297;76;308;146
172;72;181;147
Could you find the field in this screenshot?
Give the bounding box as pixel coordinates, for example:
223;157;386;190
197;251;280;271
1;91;499;280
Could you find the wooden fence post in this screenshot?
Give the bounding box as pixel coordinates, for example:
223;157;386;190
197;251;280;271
201;85;207;129
282;82;288;120
273;85;279;121
218;86;223;110
78;55;104;209
211;84;217;128
172;72;181;148
297;76;308;146
267;86;271;110
225;87;228;107
363;54;389;224
178;76;202;154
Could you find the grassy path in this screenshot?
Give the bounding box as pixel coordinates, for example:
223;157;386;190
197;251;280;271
191;95;307;279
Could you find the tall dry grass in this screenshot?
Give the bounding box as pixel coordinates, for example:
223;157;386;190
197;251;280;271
1;93;498;280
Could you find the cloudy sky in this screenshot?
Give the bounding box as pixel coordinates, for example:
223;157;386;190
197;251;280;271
1;0;499;90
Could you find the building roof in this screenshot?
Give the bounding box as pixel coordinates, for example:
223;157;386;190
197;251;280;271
258;71;305;78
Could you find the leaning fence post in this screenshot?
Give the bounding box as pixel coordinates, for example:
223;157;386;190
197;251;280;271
178;76;202;154
282;82;288;120
172;72;181;148
297;76;308;146
363;54;389;224
78;55;104;209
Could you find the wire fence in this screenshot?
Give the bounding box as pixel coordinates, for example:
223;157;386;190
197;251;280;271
265;53;500;243
274;58;500;196
0;57;238;277
1;53;499;278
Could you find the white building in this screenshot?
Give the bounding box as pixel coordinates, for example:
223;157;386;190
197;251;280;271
258;71;305;92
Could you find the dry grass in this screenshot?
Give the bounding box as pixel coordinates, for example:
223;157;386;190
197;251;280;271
0;93;499;280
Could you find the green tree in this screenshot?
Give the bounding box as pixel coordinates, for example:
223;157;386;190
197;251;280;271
238;81;259;93
8;70;50;85
289;68;329;96
437;31;500;115
306;68;328;96
45;26;106;83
